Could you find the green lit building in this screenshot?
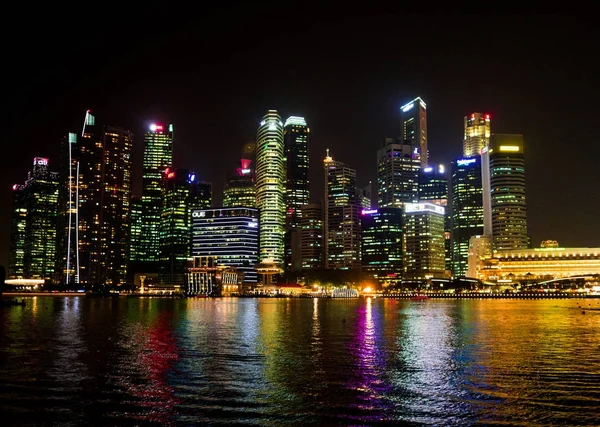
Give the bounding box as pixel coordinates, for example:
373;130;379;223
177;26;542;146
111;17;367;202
140;123;174;262
360;207;403;285
130;196;143;261
451;157;484;277
222;158;255;208
255;110;285;267
9;157;59;282
159;168;206;288
489;134;528;250
403;203;446;280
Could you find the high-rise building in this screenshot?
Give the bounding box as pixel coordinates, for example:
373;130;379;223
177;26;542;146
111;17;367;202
61;111;133;287
377;137;421;208
403;203;446;280
255;111;285;267
140;122;174;262
451;157;484;277
284;116;310;272
401;97;428;167
467;234;493;279
463;113;491;158
361;207;404;285
191;207;260;283
489;134;528;251
323;150;361;270
419;165;451;272
129;196;143;262
9;157;59;281
300;202;323;270
222;158;255;208
159;168;200;288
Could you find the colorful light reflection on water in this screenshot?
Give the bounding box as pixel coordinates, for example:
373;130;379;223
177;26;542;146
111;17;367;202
1;297;599;426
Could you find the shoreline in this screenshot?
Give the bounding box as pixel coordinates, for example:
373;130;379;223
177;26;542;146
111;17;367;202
3;292;599;299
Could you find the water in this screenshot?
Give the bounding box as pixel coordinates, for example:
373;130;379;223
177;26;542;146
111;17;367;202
1;296;599;426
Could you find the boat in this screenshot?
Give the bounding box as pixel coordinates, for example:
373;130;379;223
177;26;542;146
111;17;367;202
410;295;429;301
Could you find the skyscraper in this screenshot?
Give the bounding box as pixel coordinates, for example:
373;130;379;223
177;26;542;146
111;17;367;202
284;116;310;272
9;157;59;281
463;113;491;158
191;207;260;283
419;165;451;272
400;97;428;167
489;134;528;250
159;168;199;288
222;158;255;208
255;110;285;266
323;150;361;270
377;137;421;208
300;202;323;271
403;203;446;280
140;123;174;262
64;111;133;287
451;157;484;277
361;207;404;285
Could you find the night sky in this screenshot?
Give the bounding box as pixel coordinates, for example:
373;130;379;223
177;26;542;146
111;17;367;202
3;8;599;268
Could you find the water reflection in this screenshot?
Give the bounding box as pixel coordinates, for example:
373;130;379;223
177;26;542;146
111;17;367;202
1;297;599;426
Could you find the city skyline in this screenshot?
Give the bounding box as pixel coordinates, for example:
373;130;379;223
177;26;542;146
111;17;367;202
3;11;599;269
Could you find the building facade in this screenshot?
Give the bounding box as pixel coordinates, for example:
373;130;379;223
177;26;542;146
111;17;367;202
255;111;285;267
451;157;484;277
323;151;361;270
191;207;260;283
222;158;255;208
377;137;420;208
403;203;446;280
419;164;451;273
9;157;59;281
489;134;528;251
159;168;202;289
140;123;174;262
185;256;242;296
284;116;310;272
361;207;404;285
401;97;428;167
463;113;491;158
300;202;323;270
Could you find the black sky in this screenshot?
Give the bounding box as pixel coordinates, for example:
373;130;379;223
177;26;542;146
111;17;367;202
2;7;599;268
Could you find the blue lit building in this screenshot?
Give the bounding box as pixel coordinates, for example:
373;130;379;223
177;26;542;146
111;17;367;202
191;207;260;283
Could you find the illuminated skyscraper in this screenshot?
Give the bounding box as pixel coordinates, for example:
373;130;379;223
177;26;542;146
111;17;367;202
129;196;143;261
403;203;446;280
9;157;59;281
361;207;404;285
463;113;491;158
400;97;428;167
255;110;285;266
324;150;361;270
377;137;420;208
451;157;484;276
300;202;323;270
60;112;133;287
284;116;310;272
489;134;528;250
159;168;203;288
222;158;255;208
140;123;174;262
419;165;451;272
